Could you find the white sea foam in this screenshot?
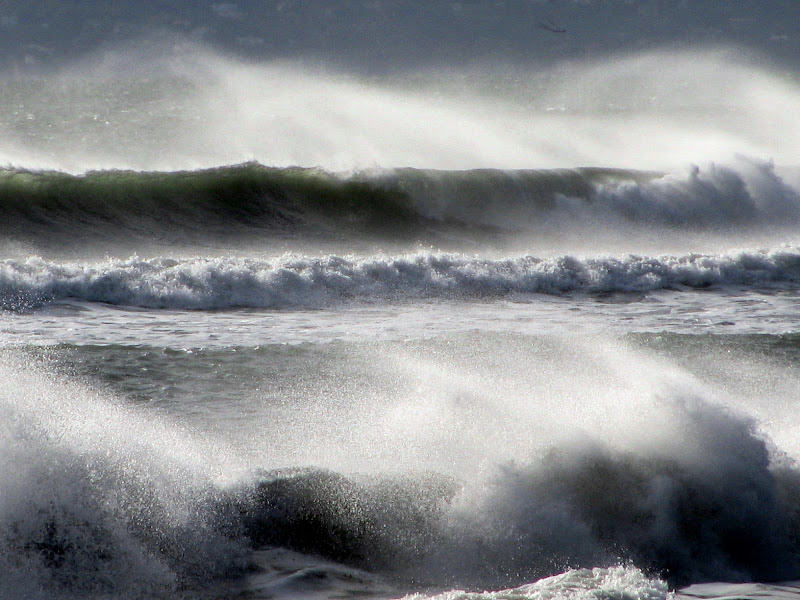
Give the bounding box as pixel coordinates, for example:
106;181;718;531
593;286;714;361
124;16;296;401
561;159;800;229
2;248;800;310
401;566;673;600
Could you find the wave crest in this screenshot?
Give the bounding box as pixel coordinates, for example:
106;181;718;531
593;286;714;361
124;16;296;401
3;248;800;310
1;159;798;253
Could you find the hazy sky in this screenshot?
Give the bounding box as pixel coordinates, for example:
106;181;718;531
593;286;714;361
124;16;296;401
2;1;798;74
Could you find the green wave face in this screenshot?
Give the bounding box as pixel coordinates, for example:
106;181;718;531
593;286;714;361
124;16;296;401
2;160;795;256
0;162;657;244
0;163;436;254
0;163;411;229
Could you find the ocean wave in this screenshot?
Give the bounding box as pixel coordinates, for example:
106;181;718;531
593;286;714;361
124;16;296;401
0;351;250;599
0;163;644;239
3;248;800;311
235;394;800;589
0;163;420;244
6;336;800;597
385;158;800;230
6;352;800;596
0;159;798;251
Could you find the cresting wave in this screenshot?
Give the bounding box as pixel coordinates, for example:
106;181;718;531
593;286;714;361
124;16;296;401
0;351;250;599
6;336;800;598
3;248;800;310
0;159;798;250
0;162;617;233
0;163;421;245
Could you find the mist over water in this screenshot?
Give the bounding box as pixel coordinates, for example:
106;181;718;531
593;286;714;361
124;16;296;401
2;43;799;173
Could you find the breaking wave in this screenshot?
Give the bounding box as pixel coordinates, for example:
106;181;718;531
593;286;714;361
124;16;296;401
5;344;800;597
0;158;798;250
2;247;800;310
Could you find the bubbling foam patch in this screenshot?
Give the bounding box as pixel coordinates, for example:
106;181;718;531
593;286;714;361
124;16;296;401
4;245;800;311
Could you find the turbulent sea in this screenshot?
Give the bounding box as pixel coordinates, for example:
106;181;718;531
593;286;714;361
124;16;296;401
4;46;800;600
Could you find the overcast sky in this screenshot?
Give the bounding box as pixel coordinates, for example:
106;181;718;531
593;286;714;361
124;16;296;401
1;1;798;74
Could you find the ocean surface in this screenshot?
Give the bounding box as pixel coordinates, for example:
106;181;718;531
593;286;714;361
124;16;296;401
3;39;800;600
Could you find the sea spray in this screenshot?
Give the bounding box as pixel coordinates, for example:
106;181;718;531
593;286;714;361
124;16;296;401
366;337;800;587
2;45;800;172
0;351;249;598
3;331;800;596
221;335;800;587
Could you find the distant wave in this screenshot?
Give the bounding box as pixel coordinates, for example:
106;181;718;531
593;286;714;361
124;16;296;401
0;162;651;239
1;159;798;249
383;159;800;230
3;248;800;310
0;163;422;244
